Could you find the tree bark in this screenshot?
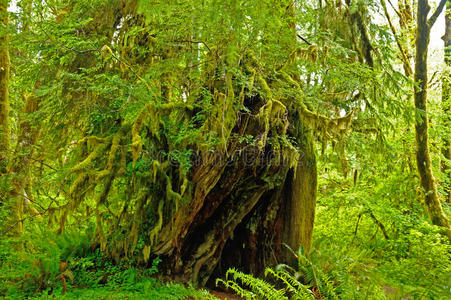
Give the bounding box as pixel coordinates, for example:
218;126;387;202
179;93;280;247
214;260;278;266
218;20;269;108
203;123;317;286
135;0;317;285
442;2;451;203
51;0;322;286
398;0;415;76
0;0;9;174
149;106;318;286
414;0;451;237
6;92;41;235
3;0;42;236
162;1;317;285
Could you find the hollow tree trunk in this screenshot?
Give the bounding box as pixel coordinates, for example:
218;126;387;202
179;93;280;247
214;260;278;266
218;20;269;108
414;0;451;237
442;3;451;203
150;106;318;286
55;1;322;287
145;1;318;285
208;123;317;284
0;0;9;174
155;1;317;286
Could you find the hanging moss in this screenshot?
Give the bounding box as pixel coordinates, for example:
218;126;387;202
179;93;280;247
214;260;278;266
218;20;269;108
71;142;109;172
97;173;115;206
165;174;182;211
97;213;107;252
279;71;355;141
132;108;146;167
143;245;151;263
119;146;127;175
107;133;121;170
180;176;188;196
253;74;291;151
149;199;164;247
257;74;273;98
69;172;88;200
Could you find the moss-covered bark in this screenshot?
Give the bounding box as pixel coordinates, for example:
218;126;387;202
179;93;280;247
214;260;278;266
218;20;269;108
442;3;451;203
4;0;43;236
151;121;317;286
414;0;451;237
147;103;317;285
6;93;41;235
206;123;317;284
49;0;359;286
0;0;9;173
286;124;317;255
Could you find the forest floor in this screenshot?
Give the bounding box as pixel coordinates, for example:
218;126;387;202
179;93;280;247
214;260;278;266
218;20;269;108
23;281;241;299
208;290;244;300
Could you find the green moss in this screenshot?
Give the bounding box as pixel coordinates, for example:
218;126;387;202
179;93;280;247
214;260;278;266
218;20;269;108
148;199;164;247
71;142;109;173
107;133;121;170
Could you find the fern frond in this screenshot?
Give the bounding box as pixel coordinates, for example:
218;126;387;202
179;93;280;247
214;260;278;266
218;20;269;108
222;268;288;300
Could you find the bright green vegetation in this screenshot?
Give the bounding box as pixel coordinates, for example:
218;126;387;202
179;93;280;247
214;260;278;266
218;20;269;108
1;0;450;299
0;226;217;299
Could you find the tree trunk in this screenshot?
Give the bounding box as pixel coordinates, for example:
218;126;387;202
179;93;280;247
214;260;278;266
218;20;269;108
398;0;415;77
414;0;451;237
101;1;317;286
207;123;317;285
3;0;41;236
148;105;318;286
150;1;318;285
6;93;41;235
442;3;451;203
51;1;331;286
0;0;9;174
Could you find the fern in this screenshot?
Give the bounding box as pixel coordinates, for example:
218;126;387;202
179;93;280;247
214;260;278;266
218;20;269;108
216;267;317;300
265;268;314;299
218;268;287;300
281;244;339;299
216;278;258;299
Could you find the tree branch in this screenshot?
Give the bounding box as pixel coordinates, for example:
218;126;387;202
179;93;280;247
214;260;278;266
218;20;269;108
386;0;403;19
174;40;211;52
1;203;68;235
428;0;448;27
380;0;413;77
368;211;390;240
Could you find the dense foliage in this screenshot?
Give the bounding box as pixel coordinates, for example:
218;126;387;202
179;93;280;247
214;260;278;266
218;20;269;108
0;0;450;299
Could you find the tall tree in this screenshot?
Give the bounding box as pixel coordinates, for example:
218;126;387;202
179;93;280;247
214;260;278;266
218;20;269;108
442;2;451;203
6;0;403;286
414;0;450;236
3;0;43;235
0;0;9;174
0;0;19;238
6;91;41;235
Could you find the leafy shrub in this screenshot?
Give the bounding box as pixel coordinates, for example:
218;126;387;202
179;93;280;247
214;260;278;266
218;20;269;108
314;158;451;299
